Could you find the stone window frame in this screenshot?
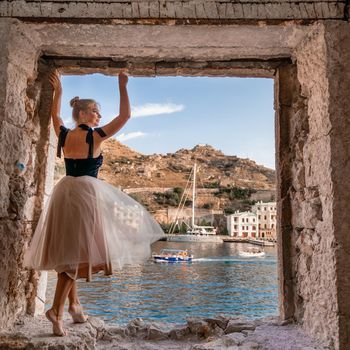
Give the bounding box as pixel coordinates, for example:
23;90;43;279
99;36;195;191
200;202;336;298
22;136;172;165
29;54;296;322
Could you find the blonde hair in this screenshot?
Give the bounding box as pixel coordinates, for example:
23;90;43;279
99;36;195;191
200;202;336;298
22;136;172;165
70;96;98;122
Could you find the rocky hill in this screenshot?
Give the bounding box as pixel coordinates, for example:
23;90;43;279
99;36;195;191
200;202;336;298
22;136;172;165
97;139;276;190
55;139;276;224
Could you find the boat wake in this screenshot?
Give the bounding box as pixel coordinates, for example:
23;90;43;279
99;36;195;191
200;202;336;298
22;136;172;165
193;257;240;262
192;256;271;263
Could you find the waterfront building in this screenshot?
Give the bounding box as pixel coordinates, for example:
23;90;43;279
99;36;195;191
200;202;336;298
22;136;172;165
226;201;277;240
227;211;258;238
252;201;277;240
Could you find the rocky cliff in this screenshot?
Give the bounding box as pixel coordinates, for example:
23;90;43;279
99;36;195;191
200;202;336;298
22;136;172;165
55;139;276;215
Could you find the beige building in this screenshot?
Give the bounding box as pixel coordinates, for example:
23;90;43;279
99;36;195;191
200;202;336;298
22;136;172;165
227;211;258;238
252;201;277;240
226;201;276;240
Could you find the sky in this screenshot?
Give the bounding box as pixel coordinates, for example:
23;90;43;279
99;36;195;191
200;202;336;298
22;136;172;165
60;74;275;169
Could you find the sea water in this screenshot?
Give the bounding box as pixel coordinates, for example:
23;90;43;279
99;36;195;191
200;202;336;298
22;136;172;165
45;241;278;325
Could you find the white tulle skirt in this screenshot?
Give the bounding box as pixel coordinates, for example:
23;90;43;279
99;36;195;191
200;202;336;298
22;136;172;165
24;176;164;281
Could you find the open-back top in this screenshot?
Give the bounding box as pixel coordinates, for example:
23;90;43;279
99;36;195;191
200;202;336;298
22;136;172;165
57;124;107;178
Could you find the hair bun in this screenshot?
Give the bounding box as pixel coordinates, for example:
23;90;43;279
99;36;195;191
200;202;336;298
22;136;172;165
70;96;80;107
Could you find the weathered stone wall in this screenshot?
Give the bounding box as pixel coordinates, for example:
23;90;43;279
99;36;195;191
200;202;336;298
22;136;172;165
285;24;338;347
275;21;350;349
324;22;350;349
0;0;346;21
294;24;339;347
0;19;54;329
0;5;350;349
0;19;309;332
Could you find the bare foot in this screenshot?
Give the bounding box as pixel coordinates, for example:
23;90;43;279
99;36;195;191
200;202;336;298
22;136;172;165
45;308;67;336
68;304;88;323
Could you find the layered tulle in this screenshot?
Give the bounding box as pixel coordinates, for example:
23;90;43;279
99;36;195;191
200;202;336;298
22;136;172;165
24;176;164;281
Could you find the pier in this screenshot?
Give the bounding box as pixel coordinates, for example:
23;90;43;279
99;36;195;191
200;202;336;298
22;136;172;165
161;235;276;246
221;236;276;247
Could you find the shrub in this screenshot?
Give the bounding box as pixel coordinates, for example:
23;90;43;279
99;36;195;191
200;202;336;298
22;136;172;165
202;203;214;209
154;187;185;207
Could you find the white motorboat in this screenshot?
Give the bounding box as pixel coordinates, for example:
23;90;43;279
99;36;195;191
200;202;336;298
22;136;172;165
238;248;265;258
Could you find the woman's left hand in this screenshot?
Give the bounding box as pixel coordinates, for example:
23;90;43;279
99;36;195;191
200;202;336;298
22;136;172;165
118;71;129;89
49;70;62;94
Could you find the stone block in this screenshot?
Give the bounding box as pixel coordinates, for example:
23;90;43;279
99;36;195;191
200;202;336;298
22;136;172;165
225;320;256;334
23;196;37;221
225;3;235;19
217;3;226;19
147;324;169;340
39;3;54;17
126;318;149;338
4;67;28;127
0;121;31;169
0;169;10;218
169;324;190;340
248;4;259;19
303;2;317;18
174;2;185;18
203;2;218;19
187;317;210;336
182;1;196;19
0;2;9;16
165;1;176;18
232;3;244;18
112;3;127;18
264;3;281;19
204;315;230;330
33;271;47;316
291;162;305;191
224;332;246;345
131;2;140;17
195;3;207;18
256;4;268;19
239;341;259;350
303;139;332;190
138;2;150;17
122;3;133;18
149;1;160;18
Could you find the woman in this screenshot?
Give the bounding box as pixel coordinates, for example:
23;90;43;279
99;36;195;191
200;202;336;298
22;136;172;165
24;71;164;336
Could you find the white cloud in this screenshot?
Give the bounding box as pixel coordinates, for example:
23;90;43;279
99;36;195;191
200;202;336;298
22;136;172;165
131;103;184;118
116;131;146;142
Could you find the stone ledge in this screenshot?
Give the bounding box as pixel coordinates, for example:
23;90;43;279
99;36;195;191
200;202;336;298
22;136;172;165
0;315;328;349
0;1;345;21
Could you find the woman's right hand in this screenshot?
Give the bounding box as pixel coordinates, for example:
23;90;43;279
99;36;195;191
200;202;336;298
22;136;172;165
49;70;62;94
118;71;128;88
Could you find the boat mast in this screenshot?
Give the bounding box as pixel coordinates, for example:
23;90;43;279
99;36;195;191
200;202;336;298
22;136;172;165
192;162;196;228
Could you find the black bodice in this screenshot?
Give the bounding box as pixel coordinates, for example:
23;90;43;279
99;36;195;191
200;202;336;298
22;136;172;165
64;155;104;178
57;124;107;178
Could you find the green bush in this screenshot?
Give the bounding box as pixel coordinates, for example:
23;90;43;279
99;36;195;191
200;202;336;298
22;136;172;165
224;207;236;215
180;222;188;233
214;186;256;200
154;187;185;207
221;228;229;235
202;203;214;209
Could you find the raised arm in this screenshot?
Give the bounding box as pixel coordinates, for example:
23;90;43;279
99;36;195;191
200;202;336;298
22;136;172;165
49;71;64;137
98;72;131;138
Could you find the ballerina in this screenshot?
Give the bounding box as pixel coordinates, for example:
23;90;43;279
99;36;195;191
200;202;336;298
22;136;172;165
24;71;164;336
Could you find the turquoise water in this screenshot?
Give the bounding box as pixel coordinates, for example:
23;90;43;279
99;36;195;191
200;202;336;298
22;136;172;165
46;241;278;325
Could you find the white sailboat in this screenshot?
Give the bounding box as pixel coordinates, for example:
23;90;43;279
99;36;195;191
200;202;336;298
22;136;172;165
167;163;223;243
